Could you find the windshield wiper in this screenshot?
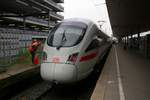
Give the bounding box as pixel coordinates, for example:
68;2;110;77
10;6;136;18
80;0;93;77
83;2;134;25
56;30;67;50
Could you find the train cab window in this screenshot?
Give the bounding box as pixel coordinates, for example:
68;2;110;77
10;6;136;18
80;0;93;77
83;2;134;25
47;22;87;48
85;38;101;52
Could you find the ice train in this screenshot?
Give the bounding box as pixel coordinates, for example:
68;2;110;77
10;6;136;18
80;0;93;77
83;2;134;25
40;18;111;83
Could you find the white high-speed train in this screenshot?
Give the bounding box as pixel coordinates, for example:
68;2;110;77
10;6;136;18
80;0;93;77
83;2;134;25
40;18;110;83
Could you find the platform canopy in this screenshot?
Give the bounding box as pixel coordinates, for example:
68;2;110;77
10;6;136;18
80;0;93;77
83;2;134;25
0;0;63;17
0;0;45;16
106;0;150;38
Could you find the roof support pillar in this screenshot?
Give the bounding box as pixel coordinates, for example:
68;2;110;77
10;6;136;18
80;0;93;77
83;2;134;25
137;33;140;49
130;34;133;48
23;17;26;33
130;34;133;39
127;34;129;47
48;10;51;30
123;34;128;49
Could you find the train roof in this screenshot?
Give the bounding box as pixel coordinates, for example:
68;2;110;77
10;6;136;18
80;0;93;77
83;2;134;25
63;18;110;39
63;18;94;26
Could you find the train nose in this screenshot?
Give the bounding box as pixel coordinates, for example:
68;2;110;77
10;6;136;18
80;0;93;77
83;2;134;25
40;63;77;83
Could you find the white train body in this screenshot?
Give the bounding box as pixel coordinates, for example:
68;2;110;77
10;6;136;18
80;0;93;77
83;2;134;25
40;18;110;83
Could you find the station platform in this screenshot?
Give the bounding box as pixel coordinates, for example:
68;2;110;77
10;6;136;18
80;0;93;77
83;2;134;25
91;44;150;100
0;63;40;98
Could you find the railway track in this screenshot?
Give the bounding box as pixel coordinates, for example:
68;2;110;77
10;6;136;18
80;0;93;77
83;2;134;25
8;65;102;100
10;81;53;100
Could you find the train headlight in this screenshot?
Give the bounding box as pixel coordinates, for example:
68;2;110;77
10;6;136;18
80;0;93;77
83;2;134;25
67;52;79;64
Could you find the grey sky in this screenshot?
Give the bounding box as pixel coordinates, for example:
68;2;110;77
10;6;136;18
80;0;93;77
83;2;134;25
64;0;112;36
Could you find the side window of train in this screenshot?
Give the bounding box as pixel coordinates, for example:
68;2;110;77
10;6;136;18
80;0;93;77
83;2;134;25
85;38;100;52
99;38;105;46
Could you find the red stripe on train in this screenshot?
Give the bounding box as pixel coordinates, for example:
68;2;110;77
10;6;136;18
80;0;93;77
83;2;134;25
80;50;98;62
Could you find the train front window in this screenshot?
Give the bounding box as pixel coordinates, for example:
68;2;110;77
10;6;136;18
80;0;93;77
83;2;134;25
47;22;87;47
